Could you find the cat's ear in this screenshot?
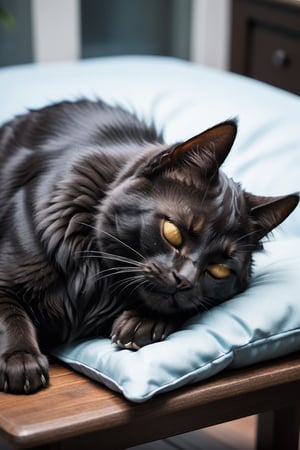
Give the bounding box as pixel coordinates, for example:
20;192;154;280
173;119;238;170
141;120;237;177
247;193;299;240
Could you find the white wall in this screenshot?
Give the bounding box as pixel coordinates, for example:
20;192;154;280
190;0;232;70
31;0;232;70
31;0;80;62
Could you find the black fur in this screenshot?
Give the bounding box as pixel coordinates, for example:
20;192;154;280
0;99;298;393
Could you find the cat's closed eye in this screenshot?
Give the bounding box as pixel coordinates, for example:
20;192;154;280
162;219;182;247
206;264;232;279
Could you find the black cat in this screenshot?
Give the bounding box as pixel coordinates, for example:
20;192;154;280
0;99;298;394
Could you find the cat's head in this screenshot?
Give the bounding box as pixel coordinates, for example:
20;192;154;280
95;121;299;317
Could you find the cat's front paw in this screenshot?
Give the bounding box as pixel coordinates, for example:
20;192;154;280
0;351;49;394
111;310;179;350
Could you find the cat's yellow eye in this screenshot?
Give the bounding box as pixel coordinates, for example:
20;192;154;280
207;264;231;279
162;220;182;247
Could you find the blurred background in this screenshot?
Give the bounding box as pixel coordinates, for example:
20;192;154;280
0;0;299;94
0;0;231;70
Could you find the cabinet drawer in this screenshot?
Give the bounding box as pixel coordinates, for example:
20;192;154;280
249;23;300;94
231;0;300;95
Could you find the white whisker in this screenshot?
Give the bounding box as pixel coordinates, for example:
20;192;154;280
127;279;149;297
78;250;143;267
94;267;143;282
235;230;260;243
78;221;145;260
114;276;145;296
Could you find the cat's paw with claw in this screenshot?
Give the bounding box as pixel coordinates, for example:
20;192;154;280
111;310;179;350
0;351;49;394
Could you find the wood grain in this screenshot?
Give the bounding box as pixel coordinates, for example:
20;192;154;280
0;352;299;449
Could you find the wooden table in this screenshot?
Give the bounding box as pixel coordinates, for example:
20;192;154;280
0;352;299;450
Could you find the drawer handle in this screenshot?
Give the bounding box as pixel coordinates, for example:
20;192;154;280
272;49;289;67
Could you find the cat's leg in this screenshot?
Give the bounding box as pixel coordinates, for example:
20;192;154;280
111;310;181;350
0;298;49;394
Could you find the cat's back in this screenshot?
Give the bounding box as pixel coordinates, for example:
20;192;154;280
0;99;161;216
0;99;158;159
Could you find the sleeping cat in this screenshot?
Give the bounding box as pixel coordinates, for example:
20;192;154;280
0;99;298;394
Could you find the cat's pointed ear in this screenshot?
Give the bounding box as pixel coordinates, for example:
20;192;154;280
247;193;299;240
142;120;237;177
173;119;238;171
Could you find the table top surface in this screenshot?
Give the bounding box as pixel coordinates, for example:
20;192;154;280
0;352;299;449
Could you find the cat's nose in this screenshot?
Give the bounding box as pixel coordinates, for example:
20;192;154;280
172;271;193;290
172;257;196;290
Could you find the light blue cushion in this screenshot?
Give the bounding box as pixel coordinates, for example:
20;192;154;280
1;56;299;401
1;56;300;236
52;238;300;402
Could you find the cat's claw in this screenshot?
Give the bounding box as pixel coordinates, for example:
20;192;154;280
113;339;140;350
41;373;47;387
3;372;48;395
0;351;49;394
111;310;179;350
124;341;140;350
24;378;30;394
114;338;142;351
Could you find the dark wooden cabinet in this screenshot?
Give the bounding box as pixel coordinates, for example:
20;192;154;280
230;0;300;95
